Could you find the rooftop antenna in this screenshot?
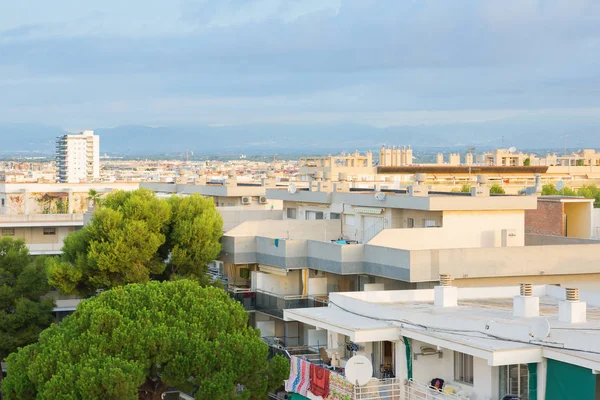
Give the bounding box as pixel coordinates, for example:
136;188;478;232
556;180;565;196
509;147;517;154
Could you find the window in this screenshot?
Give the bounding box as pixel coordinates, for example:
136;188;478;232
43;228;57;236
286;208;297;219
454;352;474;384
306;211;324;220
345;215;355;226
423;219;437;228
499;364;529;399
330;213;341;220
2;228;15;236
407;218;415;228
1;198;4;207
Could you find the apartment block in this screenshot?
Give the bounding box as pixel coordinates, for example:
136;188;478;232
56;130;100;183
282;282;600;400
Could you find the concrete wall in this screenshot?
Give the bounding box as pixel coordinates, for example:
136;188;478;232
369;210;524;250
1;226;77;254
525;234;599;246
218;208;283;232
594;208;600;239
564;201;593;238
410;243;600;282
254;270;301;296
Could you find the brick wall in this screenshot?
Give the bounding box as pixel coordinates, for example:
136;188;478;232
525;200;565;236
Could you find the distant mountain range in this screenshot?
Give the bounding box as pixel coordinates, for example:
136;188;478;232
0;117;598;156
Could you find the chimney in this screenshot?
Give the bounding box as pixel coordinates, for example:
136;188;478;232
434;274;457;307
534;174;542;194
559;288;587;324
513;283;539;318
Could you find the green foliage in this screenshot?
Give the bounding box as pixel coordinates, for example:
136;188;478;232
523;158;531;166
577;159;584;166
577;184;600;207
0;238;55;360
489;184;505;194
48;189;171;295
163;194;223;279
541;184;577;197
2;280;289;400
49;189;223;295
460;184;471;193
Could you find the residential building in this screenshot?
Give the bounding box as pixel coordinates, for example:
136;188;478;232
379;145;414;167
0;182;138;255
142;175;284;232
219;176;600;359
282;281;600;400
56;130;100;183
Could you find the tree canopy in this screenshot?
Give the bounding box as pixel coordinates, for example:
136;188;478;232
541;183;599;205
2;280;289;400
0;238;55;361
48;189;223;295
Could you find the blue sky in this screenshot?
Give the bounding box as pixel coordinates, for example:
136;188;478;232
1;0;600;129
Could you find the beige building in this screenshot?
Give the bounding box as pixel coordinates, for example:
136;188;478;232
299;151;376;180
142;177;284;232
379;145;413;167
0;182;139;255
218;178;600;350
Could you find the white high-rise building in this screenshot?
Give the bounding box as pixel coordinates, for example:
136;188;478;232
56;130;100;183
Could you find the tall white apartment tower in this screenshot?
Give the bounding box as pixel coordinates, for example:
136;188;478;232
56;130;100;183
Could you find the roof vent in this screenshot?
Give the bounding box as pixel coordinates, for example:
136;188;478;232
566;288;579;302
514;283;539;318
434;274;457;307
559;288;586;324
520;283;533;297
440;274;452;287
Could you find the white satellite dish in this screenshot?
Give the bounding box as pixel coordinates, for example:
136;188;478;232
374;192;386;201
529;319;551;340
287;183;297;194
556;180;565;191
345;355;373;386
508;147;517;154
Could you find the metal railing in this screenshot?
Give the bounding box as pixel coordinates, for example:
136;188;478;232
228;286;256;311
354;378;402;400
255;289;328;318
404;379;470;400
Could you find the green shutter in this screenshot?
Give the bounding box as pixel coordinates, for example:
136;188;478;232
289;393;310;400
403;336;413;380
528;363;537;400
545;359;596;400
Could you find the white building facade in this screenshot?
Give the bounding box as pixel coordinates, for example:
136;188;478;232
56;130;100;183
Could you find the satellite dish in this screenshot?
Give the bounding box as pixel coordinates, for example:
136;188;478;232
374;192;386;201
508;147;517;154
345;355;373;386
529;319;551;340
556;180;564;191
287;183;297;194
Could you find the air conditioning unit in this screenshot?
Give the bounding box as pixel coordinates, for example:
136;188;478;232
241;196;251;205
259;196;268;204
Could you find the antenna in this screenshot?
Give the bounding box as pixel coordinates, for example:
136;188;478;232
345;355;373;386
508;147;517;154
374;192;386;201
287;183;297;194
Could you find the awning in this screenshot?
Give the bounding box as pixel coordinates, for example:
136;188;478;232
284;306;399;343
353;207;383;215
259;264;288;276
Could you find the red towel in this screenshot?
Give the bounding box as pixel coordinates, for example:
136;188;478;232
309;363;330;397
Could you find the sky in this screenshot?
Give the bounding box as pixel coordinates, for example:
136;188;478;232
1;0;600;130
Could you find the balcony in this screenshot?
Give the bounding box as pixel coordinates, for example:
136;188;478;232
228;286;256;311
255;289;327;319
405;379;469;400
278;350;403;400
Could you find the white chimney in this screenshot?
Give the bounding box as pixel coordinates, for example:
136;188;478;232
559;288;586;324
434;274;457;307
513;283;539;318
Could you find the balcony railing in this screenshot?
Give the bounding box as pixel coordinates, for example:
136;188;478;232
228;287;256;311
405;379;469;400
255;289;328;319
